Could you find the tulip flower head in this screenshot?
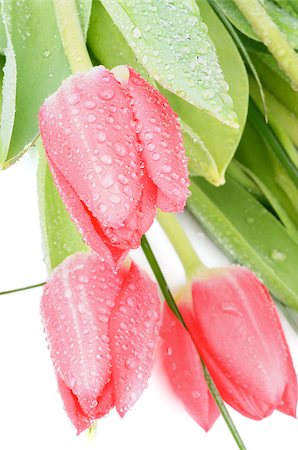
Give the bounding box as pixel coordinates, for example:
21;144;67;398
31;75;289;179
39;66;189;266
161;266;297;425
41;252;161;433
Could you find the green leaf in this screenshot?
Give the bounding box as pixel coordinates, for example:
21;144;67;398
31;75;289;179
226;159;266;204
98;0;238;128
250;52;298;117
88;0;248;185
249;74;298;161
273;0;298;16
0;0;91;169
188;176;298;311
236;120;298;243
214;0;298;49
164;0;248;184
37;140;88;272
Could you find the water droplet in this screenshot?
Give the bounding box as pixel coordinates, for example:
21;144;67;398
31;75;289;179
77;303;86;314
42;49;51;58
166;347;173;356
84;100;96;109
162;164;171;173
115;143;127;156
191;391;201;399
100;154;113;165
100;174;114;188
87;114;96;123
68;93;80;105
220;303;242;316
153;153;160;161
132;27;142;39
97;132;106;143
144;132;153;141
100;89;115;100
99;204;107;213
271;249;286;262
65;289;72;299
118;174;129;185
89;400;98;408
110;194;120;204
125;357;136;369
147;143;155;151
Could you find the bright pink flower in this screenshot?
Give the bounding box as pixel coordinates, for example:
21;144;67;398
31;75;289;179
38;66;189;266
41;252;161;433
161;266;297;424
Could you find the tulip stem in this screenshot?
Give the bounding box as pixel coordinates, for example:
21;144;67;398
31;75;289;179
157;211;204;279
0;282;46;296
53;0;93;73
141;235;247;450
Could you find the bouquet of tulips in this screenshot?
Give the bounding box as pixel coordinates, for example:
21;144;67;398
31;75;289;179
1;0;298;448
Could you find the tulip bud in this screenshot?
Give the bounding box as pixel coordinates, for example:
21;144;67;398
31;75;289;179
39;66;189;266
41;252;161;433
160;266;297;424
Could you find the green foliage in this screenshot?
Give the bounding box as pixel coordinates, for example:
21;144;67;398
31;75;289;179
188;176;298;311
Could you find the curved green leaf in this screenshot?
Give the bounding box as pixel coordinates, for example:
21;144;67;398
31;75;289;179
0;0;91;169
37;141;88;272
188;176;298;311
99;0;238;128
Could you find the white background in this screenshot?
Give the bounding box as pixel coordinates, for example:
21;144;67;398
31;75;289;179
0;149;297;450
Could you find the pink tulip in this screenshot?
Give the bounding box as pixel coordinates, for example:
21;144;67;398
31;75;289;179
161;266;297;424
41;252;161;433
39;66;189;266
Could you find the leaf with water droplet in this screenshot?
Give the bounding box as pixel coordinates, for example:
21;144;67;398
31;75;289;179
0;0;92;168
98;0;238;128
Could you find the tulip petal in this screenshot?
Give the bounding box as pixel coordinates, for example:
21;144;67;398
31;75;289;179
127;68;189;212
109;262;161;416
49;161;127;265
94;379;115;419
39;66;143;232
57;376;92;434
160;304;219;431
41;252;122;414
191;266;297;419
106;172;157;249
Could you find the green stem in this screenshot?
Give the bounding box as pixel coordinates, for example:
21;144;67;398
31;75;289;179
0;282;46;296
53;0;92;73
157;211;204;279
233;0;298;90
141;235;247;450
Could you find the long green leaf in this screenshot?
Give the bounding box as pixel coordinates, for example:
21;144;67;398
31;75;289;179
37;141;88;272
250;52;298;117
236;120;298;243
249;74;298;162
188;176;298;311
98;0;238;128
88;0;248;185
0;0;91;169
